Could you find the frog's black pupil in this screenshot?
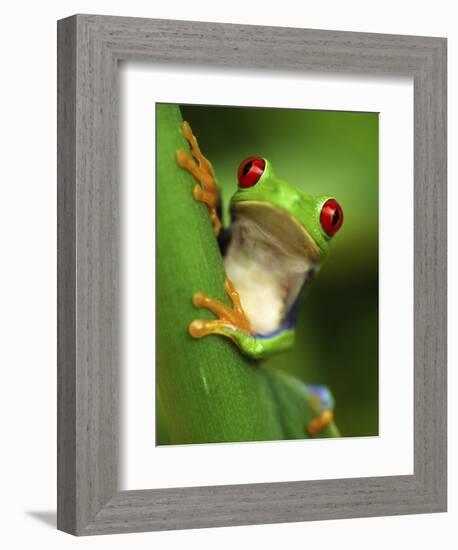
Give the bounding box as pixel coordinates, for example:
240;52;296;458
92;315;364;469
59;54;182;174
242;161;253;176
332;209;340;226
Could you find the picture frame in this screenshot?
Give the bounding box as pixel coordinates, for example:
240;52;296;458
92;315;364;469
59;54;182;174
57;14;447;535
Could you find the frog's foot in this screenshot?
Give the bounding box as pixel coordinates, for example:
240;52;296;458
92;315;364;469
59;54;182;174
176;121;222;236
189;279;252;341
307;410;334;436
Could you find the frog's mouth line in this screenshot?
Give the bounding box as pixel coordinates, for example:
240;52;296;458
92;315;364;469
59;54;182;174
231;201;321;263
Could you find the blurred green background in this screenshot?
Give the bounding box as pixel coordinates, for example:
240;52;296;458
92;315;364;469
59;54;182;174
158;103;378;440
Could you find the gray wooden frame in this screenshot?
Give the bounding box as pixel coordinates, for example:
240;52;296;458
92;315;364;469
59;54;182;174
57;14;447;536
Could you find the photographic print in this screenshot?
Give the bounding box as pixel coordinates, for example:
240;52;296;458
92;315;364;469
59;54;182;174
57;16;446;533
156;103;379;445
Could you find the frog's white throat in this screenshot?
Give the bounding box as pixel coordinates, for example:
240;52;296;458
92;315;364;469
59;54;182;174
224;216;316;336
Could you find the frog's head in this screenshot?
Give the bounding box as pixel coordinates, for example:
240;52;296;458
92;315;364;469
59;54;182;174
230;157;344;262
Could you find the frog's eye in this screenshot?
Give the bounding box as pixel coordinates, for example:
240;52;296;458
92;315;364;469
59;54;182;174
237;157;265;188
320;199;344;236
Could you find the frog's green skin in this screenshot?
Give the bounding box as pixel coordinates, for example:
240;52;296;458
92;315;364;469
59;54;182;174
219;158;338;360
226;325;295;361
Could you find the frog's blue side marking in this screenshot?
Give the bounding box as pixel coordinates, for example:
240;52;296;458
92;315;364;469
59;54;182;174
307;384;335;411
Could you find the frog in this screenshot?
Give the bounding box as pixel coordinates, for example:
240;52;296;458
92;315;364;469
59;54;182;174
176;120;343;434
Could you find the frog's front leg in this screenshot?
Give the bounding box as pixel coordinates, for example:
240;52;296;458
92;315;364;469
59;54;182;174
176;121;222;235
189;279;267;360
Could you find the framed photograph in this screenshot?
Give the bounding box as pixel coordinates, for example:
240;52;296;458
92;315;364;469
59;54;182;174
57;14;447;535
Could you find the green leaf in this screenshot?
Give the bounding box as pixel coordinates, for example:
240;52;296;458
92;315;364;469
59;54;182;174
156;103;339;445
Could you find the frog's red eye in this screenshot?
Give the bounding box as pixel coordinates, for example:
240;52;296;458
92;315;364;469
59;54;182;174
320;199;343;236
237;157;265;188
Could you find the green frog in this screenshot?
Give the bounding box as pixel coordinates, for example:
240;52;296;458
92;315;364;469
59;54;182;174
176;120;343;363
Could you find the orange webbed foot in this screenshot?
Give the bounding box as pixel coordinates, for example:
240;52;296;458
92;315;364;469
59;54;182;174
189;279;252;339
176;121;222;235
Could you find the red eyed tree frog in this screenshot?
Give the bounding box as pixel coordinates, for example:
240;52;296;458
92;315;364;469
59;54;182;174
177;120;343;361
176;121;344;436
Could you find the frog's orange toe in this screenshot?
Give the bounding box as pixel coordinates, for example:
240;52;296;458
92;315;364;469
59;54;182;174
192;292;206;308
189;319;233;339
189;320;205;338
